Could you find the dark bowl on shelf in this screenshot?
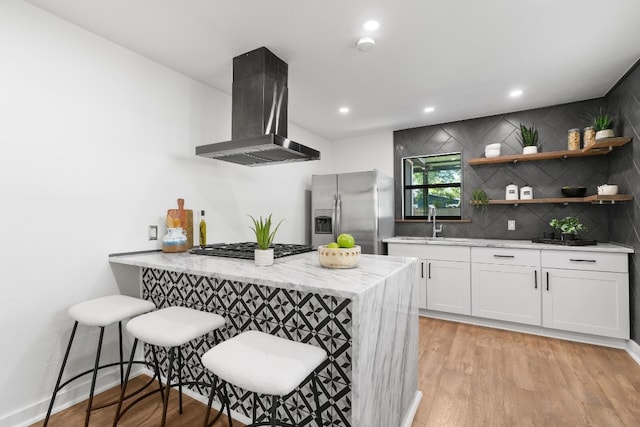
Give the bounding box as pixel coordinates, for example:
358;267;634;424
561;186;587;197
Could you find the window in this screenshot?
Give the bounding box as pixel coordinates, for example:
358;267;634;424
403;152;462;219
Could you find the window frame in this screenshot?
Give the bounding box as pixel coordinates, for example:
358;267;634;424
402;152;462;220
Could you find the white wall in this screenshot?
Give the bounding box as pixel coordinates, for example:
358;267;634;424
330;131;394;178
0;1;332;425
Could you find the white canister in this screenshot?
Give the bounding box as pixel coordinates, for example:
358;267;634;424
520;185;533;200
505;183;519;200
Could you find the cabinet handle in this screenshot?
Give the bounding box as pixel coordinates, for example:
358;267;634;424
546;271;549;291
428;262;432;279
534;270;538;289
569;258;596;263
421;262;425;278
493;254;515;258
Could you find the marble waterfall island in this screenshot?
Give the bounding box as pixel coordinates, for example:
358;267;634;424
109;250;420;427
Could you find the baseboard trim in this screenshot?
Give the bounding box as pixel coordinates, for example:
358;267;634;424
627;339;640;365
401;390;423;427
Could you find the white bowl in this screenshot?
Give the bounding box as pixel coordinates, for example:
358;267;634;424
597;184;618;196
318;245;361;268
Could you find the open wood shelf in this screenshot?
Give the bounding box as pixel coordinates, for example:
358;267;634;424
471;194;633;206
468;137;632;165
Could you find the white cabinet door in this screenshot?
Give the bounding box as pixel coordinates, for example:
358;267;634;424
472;263;541;325
426;259;471;314
542;268;629;339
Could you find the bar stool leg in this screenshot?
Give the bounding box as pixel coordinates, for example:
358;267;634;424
178;348;183;414
83;326;105;427
43;321;79;427
151;346;165;402
269;395;278;427
118;321;124;385
311;373;322;427
160;347;175;427
113;338;138;427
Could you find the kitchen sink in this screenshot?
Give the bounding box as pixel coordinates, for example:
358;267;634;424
391;236;477;243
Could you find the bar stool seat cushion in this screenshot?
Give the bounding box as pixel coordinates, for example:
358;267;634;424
67;295;156;327
126;306;225;347
201;330;327;396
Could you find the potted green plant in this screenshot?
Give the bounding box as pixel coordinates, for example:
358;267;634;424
249;213;284;266
549;216;588;241
593;108;615;140
471;188;489;212
518;124;539;154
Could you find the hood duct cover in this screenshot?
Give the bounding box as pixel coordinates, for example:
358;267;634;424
196;47;320;166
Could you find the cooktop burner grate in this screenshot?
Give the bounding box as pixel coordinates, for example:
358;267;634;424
190;242;314;259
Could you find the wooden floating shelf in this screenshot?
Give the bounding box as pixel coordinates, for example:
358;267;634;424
471;194;633;206
468;137;632;165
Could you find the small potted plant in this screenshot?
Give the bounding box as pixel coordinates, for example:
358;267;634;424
549;216;588;241
593;108;615;140
249;213;284;266
518;124;539;154
471;188;489;212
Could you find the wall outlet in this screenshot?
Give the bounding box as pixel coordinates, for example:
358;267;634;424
508;220;516;231
148;225;158;240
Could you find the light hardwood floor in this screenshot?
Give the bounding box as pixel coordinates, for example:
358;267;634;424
32;317;640;426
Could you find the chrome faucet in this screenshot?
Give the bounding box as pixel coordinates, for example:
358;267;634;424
428;205;443;238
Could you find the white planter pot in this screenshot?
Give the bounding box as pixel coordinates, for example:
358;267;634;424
595;129;615;140
254;248;274;266
522;146;538;155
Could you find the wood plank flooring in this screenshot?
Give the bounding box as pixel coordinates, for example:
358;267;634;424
32;317;640;426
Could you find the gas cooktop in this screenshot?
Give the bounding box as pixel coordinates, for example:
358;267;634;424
190;242;314;260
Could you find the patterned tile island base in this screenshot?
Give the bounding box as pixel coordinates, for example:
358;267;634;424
109;251;419;426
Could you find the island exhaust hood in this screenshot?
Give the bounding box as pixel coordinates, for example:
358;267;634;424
196;47;320;166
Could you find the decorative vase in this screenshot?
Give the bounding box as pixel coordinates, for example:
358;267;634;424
595;129;615;140
254;248;274;266
522;146;538;155
162;227;188;253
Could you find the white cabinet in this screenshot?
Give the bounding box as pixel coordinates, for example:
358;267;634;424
542;251;629;339
387;244;470;314
471;248;541;325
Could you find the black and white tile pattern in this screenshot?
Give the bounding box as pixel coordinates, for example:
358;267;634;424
142;267;352;426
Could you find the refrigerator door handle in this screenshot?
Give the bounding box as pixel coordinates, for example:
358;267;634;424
336;194;342;238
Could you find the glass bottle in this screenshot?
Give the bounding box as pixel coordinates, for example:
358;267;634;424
199;210;207;247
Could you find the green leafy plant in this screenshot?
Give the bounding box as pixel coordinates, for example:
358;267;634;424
592;108;615;131
249;214;284;250
517;124;539;147
471;188;489;212
549;216;588;235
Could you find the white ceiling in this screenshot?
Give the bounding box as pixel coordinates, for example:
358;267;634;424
24;0;640;141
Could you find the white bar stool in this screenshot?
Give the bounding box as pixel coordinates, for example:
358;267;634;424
44;295;156;427
113;306;227;427
201;330;328;427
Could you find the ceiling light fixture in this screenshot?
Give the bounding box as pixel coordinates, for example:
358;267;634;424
424;107;435;113
339;107;350;114
363;20;379;31
510;89;523;97
356;36;376;52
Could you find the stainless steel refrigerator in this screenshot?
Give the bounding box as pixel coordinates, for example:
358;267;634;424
311;170;394;254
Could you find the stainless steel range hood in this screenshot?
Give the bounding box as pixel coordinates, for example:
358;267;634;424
196;47;320;166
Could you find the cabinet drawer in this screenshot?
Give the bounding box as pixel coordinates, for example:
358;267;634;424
471;247;540;266
388;243;470;262
541;250;628;273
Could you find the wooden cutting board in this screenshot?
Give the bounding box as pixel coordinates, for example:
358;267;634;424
167;198;194;248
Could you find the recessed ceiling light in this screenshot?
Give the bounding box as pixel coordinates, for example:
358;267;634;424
510;89;523;97
363;20;379;31
356;36;375;52
424;107;435;113
339;107;350;114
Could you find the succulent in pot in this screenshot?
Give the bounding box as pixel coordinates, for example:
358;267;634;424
518;124;539;154
249;213;284;266
592;108;615;140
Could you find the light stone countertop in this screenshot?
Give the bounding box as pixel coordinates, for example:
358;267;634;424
383;237;634;253
109;250;417;299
